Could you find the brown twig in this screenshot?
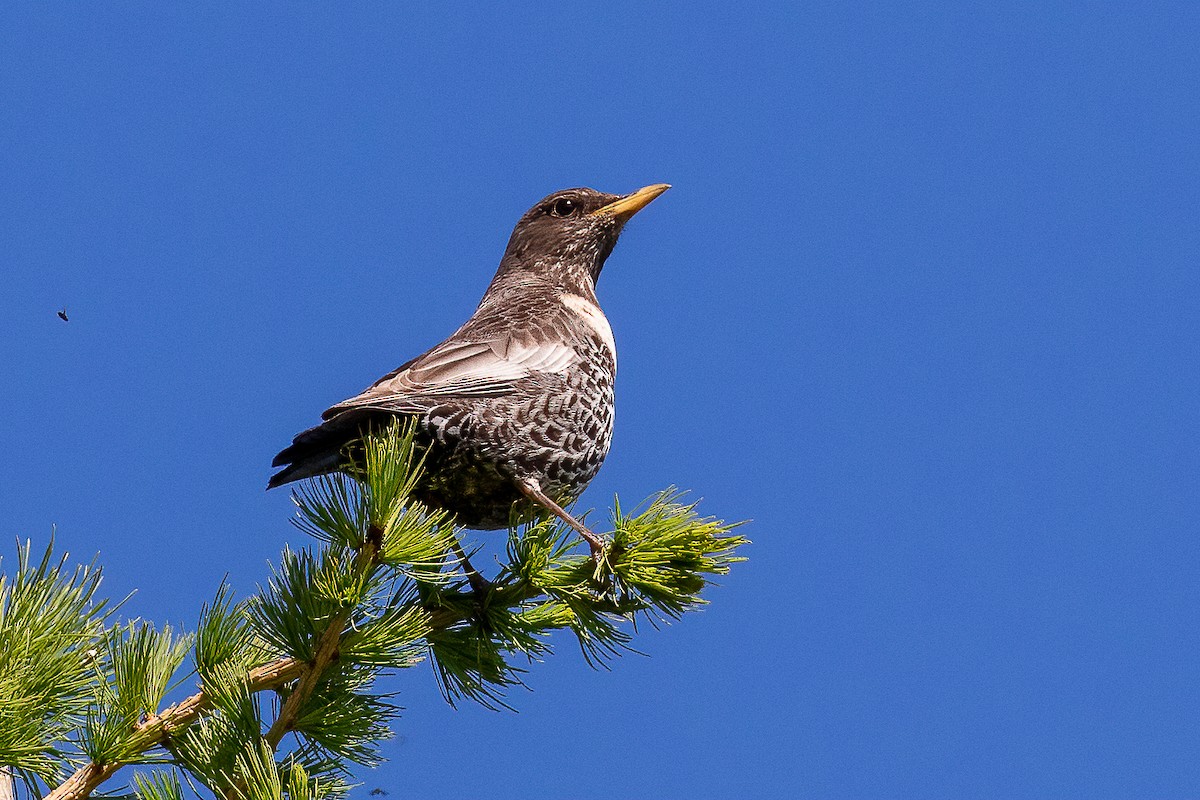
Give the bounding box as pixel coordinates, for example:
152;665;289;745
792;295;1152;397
1;768;16;800
48;533;390;800
265;528;383;749
263;607;349;749
44;657;305;800
45;537;553;800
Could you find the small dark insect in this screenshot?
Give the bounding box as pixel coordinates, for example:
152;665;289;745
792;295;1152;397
369;790;388;796
57;308;69;322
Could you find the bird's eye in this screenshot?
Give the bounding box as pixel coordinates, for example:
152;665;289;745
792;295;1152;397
550;197;579;217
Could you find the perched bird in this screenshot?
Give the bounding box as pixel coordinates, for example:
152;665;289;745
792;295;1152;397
269;183;670;552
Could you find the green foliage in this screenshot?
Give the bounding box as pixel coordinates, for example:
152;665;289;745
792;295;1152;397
337;601;429;670
428;618;528;711
173;662;260;790
220;743;337;800
131;770;183;800
290;665;398;766
0;541;107;783
82;621;193;764
248;546;352;661
196;584;261;681
290;423;457;583
419;489;747;704
1;420;748;800
609;489;749;619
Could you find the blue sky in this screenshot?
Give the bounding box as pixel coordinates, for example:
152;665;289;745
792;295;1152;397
3;3;1199;798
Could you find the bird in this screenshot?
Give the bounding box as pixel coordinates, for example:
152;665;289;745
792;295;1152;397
57;308;69;322
269;183;670;554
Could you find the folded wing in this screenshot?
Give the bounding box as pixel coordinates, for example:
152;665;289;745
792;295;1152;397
322;334;579;419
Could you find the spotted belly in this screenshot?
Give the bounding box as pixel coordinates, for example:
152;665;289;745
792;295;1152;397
416;351;615;529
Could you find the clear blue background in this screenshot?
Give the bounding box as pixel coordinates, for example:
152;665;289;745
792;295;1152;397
3;4;1198;798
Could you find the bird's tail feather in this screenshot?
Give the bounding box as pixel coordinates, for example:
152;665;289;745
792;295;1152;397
267;409;390;489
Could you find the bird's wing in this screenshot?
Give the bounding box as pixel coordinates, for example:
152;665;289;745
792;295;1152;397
322;334;578;418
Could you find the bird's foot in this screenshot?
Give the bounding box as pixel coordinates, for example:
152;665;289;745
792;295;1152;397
515;477;621;582
448;538;491;601
467;570;493;597
579;527;608;558
518;478;607;551
572;525;622;590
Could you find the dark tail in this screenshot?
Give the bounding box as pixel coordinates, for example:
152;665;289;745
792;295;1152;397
267;409;389;489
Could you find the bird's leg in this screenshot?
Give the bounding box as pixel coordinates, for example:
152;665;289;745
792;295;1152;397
448;536;491;596
516;478;608;557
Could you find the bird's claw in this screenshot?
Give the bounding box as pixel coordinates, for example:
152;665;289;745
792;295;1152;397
467;572;492;597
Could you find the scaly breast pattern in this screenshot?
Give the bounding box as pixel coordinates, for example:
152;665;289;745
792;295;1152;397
415;307;616;529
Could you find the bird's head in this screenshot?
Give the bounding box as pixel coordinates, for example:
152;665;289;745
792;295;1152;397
493;184;670;296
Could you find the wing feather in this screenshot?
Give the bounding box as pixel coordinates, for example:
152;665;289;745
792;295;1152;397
324;334;577;417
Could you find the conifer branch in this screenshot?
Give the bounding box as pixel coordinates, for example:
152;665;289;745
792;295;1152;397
264;528;383;749
43;657;306;800
40;591;539;800
15;424;747;800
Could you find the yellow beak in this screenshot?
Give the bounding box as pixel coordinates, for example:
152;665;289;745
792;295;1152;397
591;183;671;220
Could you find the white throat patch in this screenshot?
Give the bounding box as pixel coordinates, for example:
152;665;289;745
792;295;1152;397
561;293;616;365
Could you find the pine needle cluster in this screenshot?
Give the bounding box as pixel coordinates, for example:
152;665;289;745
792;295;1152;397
0;423;747;800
